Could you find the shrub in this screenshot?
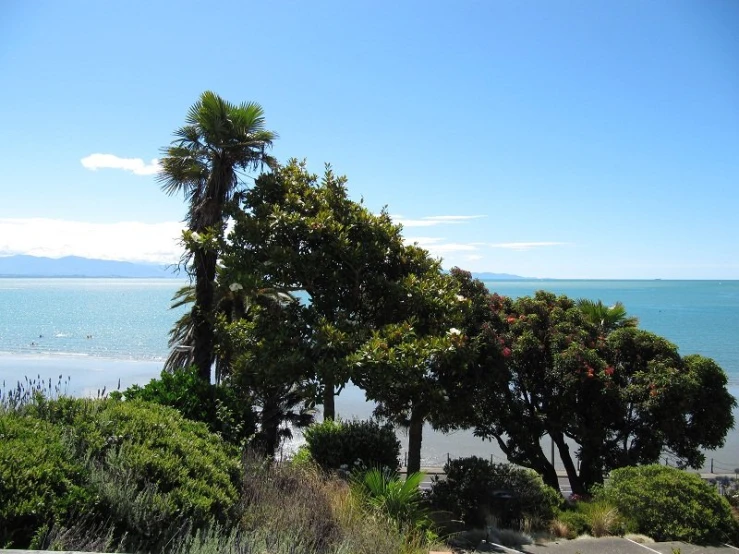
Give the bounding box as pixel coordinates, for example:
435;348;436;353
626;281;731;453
16;396;242;550
427;456;561;529
597;465;738;544
0;413;91;547
115;366;257;445
351;468;430;530
303;418;400;471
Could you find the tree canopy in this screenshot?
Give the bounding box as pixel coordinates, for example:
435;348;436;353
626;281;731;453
471;291;736;494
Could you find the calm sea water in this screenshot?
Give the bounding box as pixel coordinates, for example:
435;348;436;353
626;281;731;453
2;278;738;470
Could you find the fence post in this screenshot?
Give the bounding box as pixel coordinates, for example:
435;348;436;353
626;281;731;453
711;458;714;473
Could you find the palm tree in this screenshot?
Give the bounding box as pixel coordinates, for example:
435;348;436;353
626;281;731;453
164;280;295;384
159;91;277;382
576;298;638;334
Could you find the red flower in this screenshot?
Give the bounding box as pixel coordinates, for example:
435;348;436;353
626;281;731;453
502;347;512;358
586;367;594;378
604;366;614;376
506;316;517;324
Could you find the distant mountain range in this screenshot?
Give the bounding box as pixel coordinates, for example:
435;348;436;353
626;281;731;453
0;255;179;278
0;255;525;280
470;272;525;280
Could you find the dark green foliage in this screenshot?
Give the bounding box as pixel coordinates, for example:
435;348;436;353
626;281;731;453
555;508;591;538
428;456;561;529
471;291;736;495
0;413;90;547
303;419;401;471
2;397;241;550
597;465;738;544
115;366;257;445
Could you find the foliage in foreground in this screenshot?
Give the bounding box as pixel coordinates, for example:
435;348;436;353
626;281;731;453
597;465;738;544
116;366;257;445
554;500;624;538
428;456;561;529
303;418;401;471
351;468;431;532
1;396;241;550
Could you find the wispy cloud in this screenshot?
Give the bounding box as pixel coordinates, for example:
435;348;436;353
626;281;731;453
406;236;481;255
81;153;161;176
0;218;183;263
488;241;567;251
392;215;486;228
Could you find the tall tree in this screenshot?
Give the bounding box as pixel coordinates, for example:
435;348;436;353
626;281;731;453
472;291;735;494
159;91;276;382
351;257;476;474
216;296;316;457
222;159;413;418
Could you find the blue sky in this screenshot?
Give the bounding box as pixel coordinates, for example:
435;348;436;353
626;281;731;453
1;1;737;278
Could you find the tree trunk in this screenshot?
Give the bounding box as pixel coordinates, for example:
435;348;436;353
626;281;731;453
578;447;604;491
494;435;561;493
552;432;587;496
407;408;424;474
261;398;280;458
322;374;335;420
192;246;217;383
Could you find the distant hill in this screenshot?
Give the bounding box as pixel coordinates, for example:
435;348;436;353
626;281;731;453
0;255;179;278
471;272;525;280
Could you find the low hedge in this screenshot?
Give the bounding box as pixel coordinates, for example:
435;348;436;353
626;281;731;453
303;419;400;471
597;465;738;544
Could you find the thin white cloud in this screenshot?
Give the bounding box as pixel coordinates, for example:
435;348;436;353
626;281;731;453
81;153;161;176
0;218;183;264
392;215;486;228
406;236;480;256
488;242;567;251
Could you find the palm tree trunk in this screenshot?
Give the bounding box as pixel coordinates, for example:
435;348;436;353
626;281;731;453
262;405;280;459
407;408;424;474
192;246;217;383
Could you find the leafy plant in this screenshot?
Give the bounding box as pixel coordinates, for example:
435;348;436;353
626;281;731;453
597;465;738;544
0;412;91;547
351;468;429;530
115;366;256;445
428;456;561;529
304;418;401;471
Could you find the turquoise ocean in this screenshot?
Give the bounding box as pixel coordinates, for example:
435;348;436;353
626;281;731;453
2;278;738;472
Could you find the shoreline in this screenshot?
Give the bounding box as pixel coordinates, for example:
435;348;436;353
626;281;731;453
2;352;739;473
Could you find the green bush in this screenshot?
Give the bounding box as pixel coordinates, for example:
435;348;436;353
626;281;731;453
303;419;400;472
597;465;738;544
427;456;561;529
5;396;242;550
115;366;257;445
0;413;91;547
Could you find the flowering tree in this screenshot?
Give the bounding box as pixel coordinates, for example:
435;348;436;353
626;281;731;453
471;291;735;494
